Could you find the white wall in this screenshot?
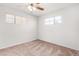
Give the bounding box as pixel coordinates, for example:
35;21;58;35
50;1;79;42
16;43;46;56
0;6;37;49
38;4;79;50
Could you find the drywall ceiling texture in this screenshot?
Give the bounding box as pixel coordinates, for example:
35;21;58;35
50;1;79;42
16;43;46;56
38;4;79;50
0;5;37;49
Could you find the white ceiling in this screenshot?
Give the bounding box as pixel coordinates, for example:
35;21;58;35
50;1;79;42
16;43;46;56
0;3;78;17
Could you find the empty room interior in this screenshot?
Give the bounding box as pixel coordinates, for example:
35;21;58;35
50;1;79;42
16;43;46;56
0;3;79;56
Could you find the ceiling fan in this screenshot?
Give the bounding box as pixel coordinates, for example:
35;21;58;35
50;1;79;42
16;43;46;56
28;3;45;11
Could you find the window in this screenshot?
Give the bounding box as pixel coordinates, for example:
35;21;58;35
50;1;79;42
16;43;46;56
6;14;14;24
16;16;26;24
6;14;27;24
55;16;62;23
45;16;62;25
49;17;54;24
45;17;54;25
45;18;50;24
16;16;23;24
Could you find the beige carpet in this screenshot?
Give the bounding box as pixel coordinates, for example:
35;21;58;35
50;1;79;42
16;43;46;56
0;39;79;56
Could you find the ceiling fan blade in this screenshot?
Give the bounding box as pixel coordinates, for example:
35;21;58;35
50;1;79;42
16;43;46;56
29;3;45;11
36;7;44;11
